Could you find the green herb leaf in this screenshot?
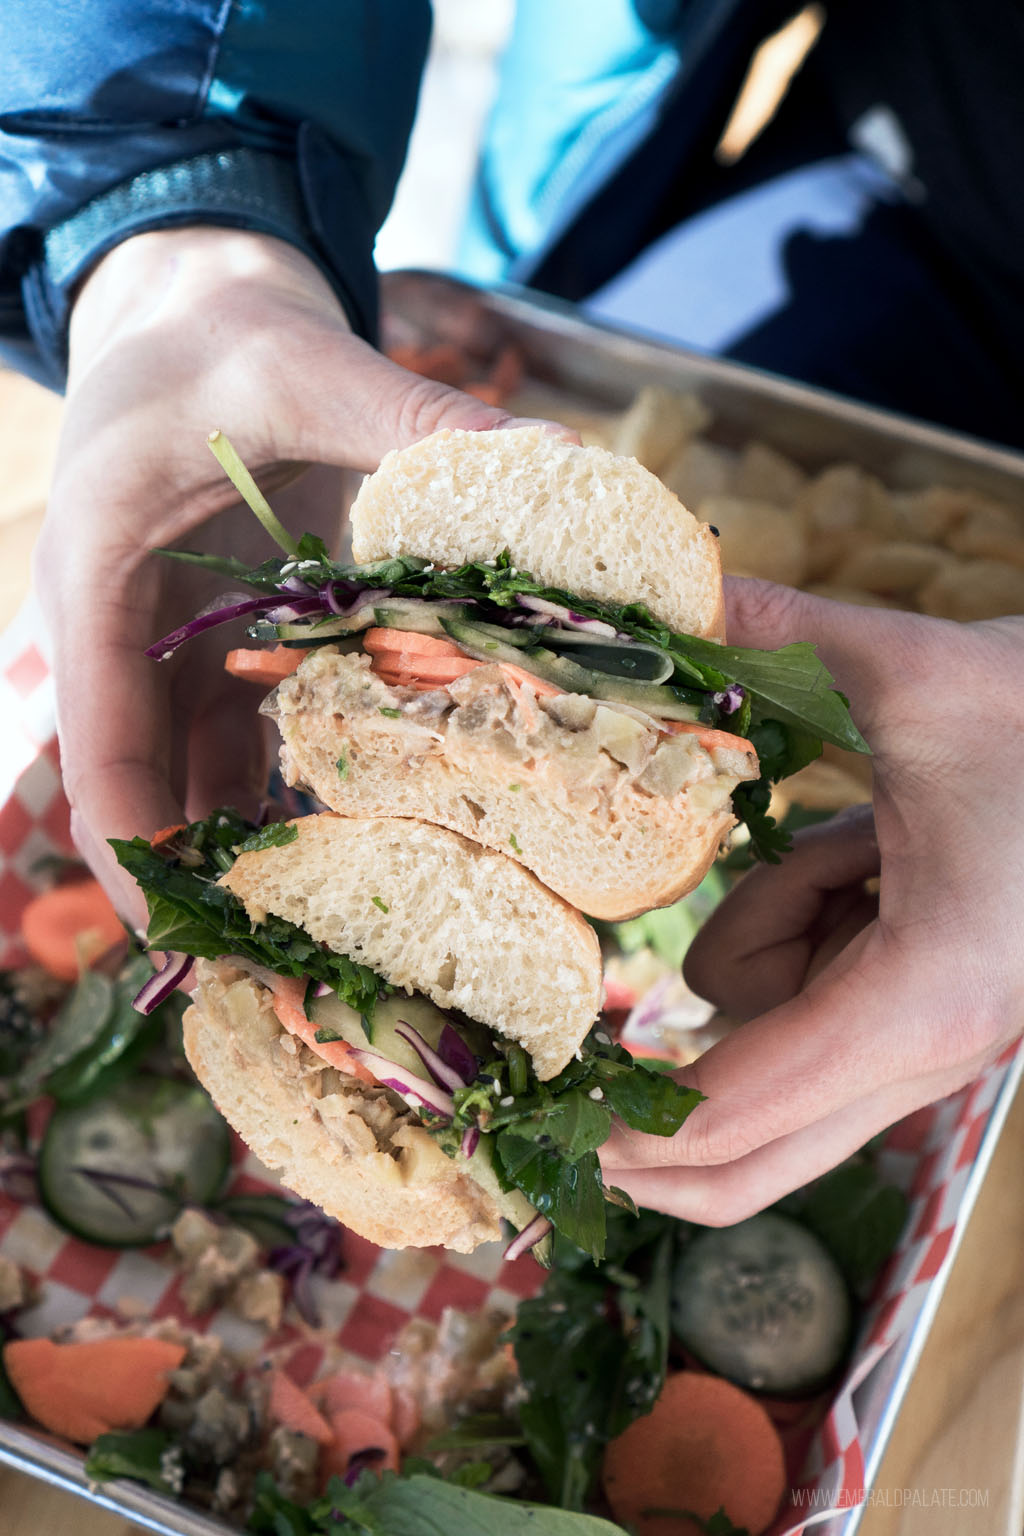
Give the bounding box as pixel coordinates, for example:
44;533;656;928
85;1428;178;1495
495;1138;607;1259
12;970;114;1097
371;896;389;913
724;803;835;871
110;811;385;1018
592;1057;703;1136
248;1470;625;1535
783;1160;908;1296
511;1208;677;1508
236;822;299;854
336;754;349;780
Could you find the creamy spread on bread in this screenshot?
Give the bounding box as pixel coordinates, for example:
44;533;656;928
267;647;752;816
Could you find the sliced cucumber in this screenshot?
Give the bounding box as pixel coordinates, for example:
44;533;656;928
457;1134;541;1242
372;598;473;635
256;607;378;642
443;619;701;721
38;1076;231;1247
671;1211;852;1395
441;618;591;683
309;991;492;1081
539;630;674;684
584;676;703;722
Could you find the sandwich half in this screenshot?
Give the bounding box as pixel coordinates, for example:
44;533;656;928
265;428;759;918
114;810;698;1258
151;427;868;908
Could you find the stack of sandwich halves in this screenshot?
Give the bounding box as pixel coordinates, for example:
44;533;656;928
129;429;763;1258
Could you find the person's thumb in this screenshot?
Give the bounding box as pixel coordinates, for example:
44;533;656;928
723;575;946;742
290;332;578;473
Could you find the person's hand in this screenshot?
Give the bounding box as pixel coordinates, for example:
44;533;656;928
601;581;1024;1221
35;228;557;922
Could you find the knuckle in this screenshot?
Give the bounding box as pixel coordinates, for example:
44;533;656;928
392;376;500;443
725;576;806;646
686;1178;764;1229
680;1105;762;1168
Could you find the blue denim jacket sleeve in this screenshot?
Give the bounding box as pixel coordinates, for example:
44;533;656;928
0;0;431;387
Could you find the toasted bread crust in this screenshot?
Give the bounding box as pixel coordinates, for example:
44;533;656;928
220;813;602;1080
350;427;726;641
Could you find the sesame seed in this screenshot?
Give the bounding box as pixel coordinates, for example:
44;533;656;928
499;1095;515;1107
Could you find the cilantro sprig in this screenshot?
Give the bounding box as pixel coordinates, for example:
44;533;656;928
440;1029;702;1261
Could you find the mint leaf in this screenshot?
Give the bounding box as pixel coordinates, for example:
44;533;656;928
593;1057;703;1136
495;1138;607;1259
511;1208;677;1508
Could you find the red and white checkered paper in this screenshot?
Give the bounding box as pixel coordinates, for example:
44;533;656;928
2;614;1019;1536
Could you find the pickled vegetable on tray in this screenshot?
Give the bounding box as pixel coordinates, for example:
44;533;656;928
671;1212;852;1396
602;1370;787;1536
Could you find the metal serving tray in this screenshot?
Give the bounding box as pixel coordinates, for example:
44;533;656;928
381;269;1024;502
2;270;1022;1536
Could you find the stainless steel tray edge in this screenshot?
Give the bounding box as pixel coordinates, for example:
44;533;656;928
381;270;1024;503
0;1421;235;1536
842;1045;1024;1535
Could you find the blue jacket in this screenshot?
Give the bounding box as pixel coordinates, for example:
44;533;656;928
0;0;432;386
0;0;780;390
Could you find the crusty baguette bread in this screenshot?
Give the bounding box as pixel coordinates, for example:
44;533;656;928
350;427;726;640
184;960;520;1251
269;651;756;920
220;814;602;1080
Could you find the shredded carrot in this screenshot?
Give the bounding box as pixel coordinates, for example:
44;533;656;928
602;1371;787;1536
20;879;125;982
224;645;309;687
150;823;188;849
662;719;757;755
496;662;563;698
268;975;376;1086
